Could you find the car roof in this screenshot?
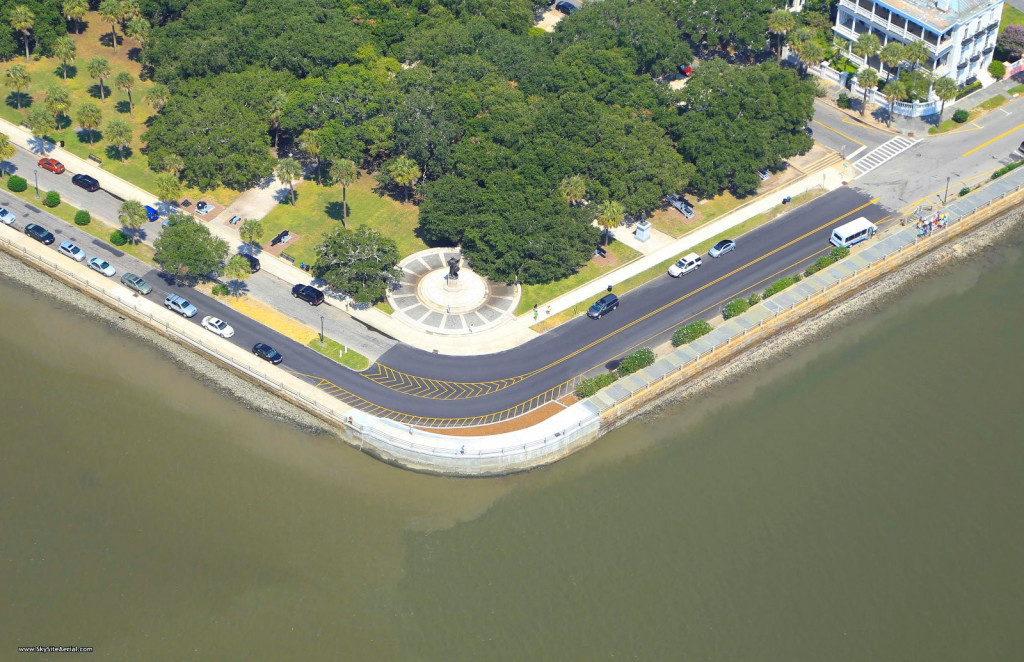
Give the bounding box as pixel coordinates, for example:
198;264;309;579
683;252;700;260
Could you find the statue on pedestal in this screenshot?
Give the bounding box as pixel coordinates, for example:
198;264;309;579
447;256;460;280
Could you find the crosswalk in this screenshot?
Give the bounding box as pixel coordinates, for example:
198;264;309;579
851;136;921;177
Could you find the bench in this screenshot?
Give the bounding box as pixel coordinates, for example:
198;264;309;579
594;245;607;258
280;252;295;263
88;154;103;165
270;229;290;246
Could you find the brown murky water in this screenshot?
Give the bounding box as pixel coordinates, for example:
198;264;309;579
1;228;1022;660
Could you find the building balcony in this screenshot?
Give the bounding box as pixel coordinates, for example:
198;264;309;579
957;61;968;69
983;46;994;55
970;54;981;62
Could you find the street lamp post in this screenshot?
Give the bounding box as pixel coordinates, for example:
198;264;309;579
34;169;39;198
943;176;950;205
319;315;325;346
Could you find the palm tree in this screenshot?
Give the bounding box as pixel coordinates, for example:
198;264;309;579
53;36;76;80
10;5;35;62
0;132;16;178
87;57;111;101
883;79;908;127
596;200;624;246
795;40;825;76
62;0;88;34
118;199;146;244
44;86;71;124
77;102;102;144
879;41;906;82
115;71;135;116
4;63;31;110
558;174;586;206
106;117;132;159
903;40;930;73
276;157;302;205
161;153;184;175
857;68;880;117
852;32;881;65
124;16;150;51
98;0;123;53
328;159;358;227
298;129;322;183
239;218;264;255
767;9;795;64
387;154;420;203
224;254;252;298
26;106;55;142
268;89;287;147
155;172;183;205
933;76;959;123
145;82;169;112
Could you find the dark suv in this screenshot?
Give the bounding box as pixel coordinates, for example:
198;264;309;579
24;223;55;245
72;174;100;192
239;252;260;273
587;293;619;319
291;283;324;306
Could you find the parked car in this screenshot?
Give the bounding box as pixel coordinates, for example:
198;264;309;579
145;205;160;222
708;239;736;258
239;252;260;273
120;272;152;295
202;316;235;338
291;283;324;306
554;0;581;14
587;293;619;319
757;168;771;181
58;240;86;262
668;252;702;277
164;293;197;318
804;126;813;137
87;256;116;277
38;157;65;174
253;342;283;364
0;207;16;225
71;174;100;192
24;223;55;245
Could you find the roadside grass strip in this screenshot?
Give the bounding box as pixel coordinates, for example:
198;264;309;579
306;337;370;371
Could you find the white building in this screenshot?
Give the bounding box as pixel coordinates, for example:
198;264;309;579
834;0;1004;86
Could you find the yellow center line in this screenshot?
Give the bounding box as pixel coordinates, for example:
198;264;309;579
813;119;865;146
962;122;1024;157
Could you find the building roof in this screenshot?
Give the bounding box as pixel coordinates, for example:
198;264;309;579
876;0;999;31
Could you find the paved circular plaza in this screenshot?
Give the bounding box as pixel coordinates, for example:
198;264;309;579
387;249;519;334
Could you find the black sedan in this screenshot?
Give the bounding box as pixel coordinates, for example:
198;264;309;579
253;343;283;364
24;223;55;245
71;174;100;192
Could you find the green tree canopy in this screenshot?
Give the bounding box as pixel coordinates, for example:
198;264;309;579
312;226;402;303
153;215;229;285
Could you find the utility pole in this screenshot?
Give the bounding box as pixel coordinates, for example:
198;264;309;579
943;175;950;205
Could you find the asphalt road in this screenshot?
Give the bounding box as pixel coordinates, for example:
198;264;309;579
811;100;893;159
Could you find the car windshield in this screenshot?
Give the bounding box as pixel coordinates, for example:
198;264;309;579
715;241;728;249
214;320;226;329
179;299;191;307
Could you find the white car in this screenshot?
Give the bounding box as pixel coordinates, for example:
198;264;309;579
668;252;702;277
0;207;15;225
87;256;116;277
58;240;86;262
202;316;234;338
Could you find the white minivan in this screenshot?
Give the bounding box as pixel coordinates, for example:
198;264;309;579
668;252;702;277
830;217;877;248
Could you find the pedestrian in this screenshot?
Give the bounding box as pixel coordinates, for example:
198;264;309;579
469;323;474;333
446;304;451;314
533;310;539;321
545;305;551;316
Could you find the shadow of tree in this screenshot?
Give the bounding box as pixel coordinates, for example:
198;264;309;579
88;84;110;101
54;65;77;79
115;100;131;115
325;201;347;221
127;47;142;63
276;189;297;204
5;92;31;109
98;33;123;49
77;128;102;144
226;282;252;298
871;106;891;127
105;145;133;161
56;115;72;130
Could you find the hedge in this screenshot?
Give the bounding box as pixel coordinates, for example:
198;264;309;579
763;276;796;299
43;191;60;208
672;320;713;347
747;292;761;305
830;246;850;260
617;347;656;377
723;298;749;319
955;81;982;100
109;230;128;246
575;372;618;398
74;210;91;226
992;159;1024;179
805;255;837;276
7;175;27;192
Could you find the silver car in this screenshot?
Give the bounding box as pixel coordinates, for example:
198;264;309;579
87;257;116;277
120;272;152;295
0;207;15;225
58;240;86;262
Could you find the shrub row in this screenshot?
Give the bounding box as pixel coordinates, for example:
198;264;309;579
763;276;796;299
955;80;982;100
617;347;656;377
574;372;617;398
804;246;851;276
992;159;1024;179
723;298;750;319
671;320;713;347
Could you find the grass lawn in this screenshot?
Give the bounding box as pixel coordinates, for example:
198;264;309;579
306;337;370;371
0;12;233;206
651;190;741;238
259;173;424;266
929;96;1007;135
2;178;154;261
1009;84;1024;96
531;188;827;331
515;238;640;315
1002;4;1024;33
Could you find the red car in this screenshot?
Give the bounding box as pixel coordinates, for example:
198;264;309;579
38;158;65;174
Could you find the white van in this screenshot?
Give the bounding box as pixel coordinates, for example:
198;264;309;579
830;217;877;248
668;252;702;277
